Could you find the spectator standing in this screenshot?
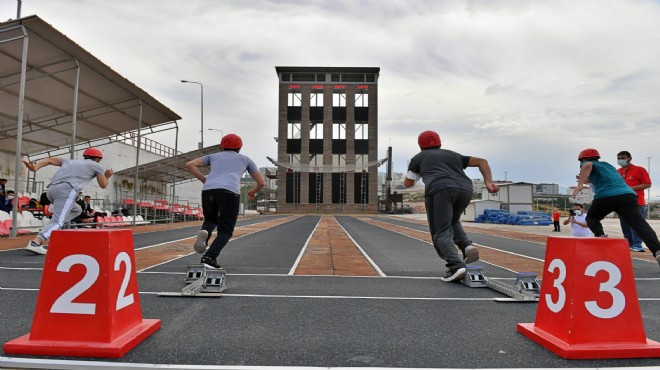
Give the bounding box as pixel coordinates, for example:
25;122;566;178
563;203;591;237
404;130;499;282
617;151;651;252
572;148;660;268
552;209;561;232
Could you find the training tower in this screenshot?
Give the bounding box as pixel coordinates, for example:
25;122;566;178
273;66;381;214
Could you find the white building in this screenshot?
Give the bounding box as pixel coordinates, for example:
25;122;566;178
482;182;533;213
460;199;502;222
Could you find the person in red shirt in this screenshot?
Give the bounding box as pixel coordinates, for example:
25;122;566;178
552;209;561;232
617;151;652;252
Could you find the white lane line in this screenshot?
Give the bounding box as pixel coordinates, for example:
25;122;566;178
363;217;546;264
4;267;660;281
336;216;386;277
288;216;322;275
135;217;291;251
2;356;647;370
7;286;659;302
136;217;300;271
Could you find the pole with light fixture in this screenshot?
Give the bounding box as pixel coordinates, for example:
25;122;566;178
181;80;204;149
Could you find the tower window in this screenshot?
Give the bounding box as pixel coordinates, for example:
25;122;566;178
288;92;301;107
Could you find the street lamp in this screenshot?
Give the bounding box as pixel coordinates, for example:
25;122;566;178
181;80;204;149
208;128;224;139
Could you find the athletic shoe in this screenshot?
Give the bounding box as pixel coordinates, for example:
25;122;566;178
655;253;660;268
440;267;466;282
194;230;208;253
25;241;47;255
463;245;479;264
630;245;644;252
201;256;222;269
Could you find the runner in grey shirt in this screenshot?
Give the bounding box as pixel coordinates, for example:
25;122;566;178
404;130;498;282
186;134;266;269
22;148;113;255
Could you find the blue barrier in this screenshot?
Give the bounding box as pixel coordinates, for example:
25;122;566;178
474;209;552;226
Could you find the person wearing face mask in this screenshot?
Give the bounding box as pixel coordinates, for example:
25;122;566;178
572;148;660;269
617;151;652;252
0;190;14;212
563;203;591;237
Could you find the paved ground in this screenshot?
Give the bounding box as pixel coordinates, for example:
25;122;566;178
1;214;660;369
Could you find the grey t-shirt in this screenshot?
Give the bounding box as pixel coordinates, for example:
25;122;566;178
407;148;472;196
49;158;104;192
201;151;259;194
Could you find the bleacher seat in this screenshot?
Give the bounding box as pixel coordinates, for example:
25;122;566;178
4;219;32;235
0;210;10;222
135;215;150;225
0;222;9;236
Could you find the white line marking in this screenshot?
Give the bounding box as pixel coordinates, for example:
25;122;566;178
136;217;300;271
2;355;649;370
336;216;386;277
288;216;322;275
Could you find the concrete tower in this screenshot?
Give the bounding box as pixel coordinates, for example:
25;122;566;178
274;66;380;213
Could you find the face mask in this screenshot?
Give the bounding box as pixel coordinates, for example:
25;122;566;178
617;159;630;167
574;210;582;216
7;196;13;200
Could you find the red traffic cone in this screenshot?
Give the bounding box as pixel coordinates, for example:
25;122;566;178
518;236;660;359
4;229;160;358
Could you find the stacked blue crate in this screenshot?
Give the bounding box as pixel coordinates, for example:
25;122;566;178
474;209;552;226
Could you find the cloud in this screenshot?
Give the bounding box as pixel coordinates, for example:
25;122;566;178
10;0;660;194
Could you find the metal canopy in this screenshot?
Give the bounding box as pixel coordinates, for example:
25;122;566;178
114;146;221;184
266;156;388;173
0;15;183;237
0;15;181;156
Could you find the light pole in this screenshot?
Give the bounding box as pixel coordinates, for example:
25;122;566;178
181;80;204;149
208;128;224;139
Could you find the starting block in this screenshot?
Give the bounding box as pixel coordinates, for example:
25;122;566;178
158;264;225;298
515;272;540;298
462;266;488;288
185;264;206;283
461;265;539;302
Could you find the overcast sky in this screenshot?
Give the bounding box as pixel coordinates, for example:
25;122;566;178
6;0;660;195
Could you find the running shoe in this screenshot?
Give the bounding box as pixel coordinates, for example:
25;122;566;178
25;241;47;255
201;256;222;269
194;230;208;253
463;245;479;264
630;245;644;252
440;267;466;282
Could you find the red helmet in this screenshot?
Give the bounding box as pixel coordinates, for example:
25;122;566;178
82;147;103;159
578;148;600;160
418;130;441;149
220;134;243;150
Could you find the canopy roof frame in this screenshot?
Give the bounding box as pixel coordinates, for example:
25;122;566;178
1;16;183;236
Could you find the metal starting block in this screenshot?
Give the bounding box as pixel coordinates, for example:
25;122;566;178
514;272;540;298
185;264;206;283
158;264;225;298
203;268;227;293
461;265;540;302
462;266;488;288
